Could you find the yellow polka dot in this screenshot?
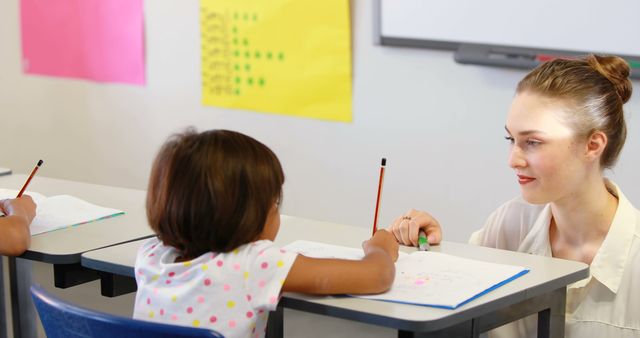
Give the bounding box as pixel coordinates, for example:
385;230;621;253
233;248;239;255
244;271;250;280
182;261;192;267
171;295;177;302
277;260;284;267
193;320;200;327
227;301;235;308
201;265;208;271
148;311;154;318
151;275;159;281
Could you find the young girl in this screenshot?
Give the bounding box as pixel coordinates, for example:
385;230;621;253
390;55;639;337
133;129;399;338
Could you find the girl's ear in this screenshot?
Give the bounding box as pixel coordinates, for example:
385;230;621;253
584;130;607;162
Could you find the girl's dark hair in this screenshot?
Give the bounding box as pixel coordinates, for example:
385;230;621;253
146;128;284;259
516;54;633;169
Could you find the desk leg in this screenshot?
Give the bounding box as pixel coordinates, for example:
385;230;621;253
266;305;284;338
8;257;22;338
537;287;566;338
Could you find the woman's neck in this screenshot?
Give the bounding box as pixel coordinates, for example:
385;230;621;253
548;175;618;263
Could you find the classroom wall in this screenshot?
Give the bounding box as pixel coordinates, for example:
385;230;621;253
2;0;640;245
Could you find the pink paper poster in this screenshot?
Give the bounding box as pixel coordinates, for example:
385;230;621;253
20;0;145;85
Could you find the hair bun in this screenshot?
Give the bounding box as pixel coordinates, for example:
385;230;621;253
586;54;633;103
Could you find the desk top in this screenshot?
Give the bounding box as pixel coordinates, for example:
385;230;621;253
81;215;588;331
0;175;154;264
0;167;11;176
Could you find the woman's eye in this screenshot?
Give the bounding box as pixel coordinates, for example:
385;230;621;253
526;139;541;146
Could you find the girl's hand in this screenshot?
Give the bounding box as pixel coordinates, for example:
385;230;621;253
363;229;399;262
389;209;442;247
0;195;36;224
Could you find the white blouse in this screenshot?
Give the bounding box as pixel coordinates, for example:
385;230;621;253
470;180;640;338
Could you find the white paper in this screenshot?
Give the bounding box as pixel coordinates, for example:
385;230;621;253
0;189;123;235
284;240;528;309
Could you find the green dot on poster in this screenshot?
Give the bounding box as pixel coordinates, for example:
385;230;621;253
278;52;285;61
243;38;249;46
243;13;249;21
233;38;238;45
233;50;240;57
254;51;261;59
235;76;241;84
234;12;239;20
266;52;273;59
235;88;241;95
245;64;251;71
234;64;240;71
232;26;238;34
258;78;265;86
247;77;253;85
253;14;258;21
244;51;250;58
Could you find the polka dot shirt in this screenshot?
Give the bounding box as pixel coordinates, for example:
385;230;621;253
133;237;298;338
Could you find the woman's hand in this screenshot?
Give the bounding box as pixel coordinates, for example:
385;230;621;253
389;209;442;246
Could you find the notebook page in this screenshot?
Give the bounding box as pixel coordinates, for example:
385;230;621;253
30;195;124;235
356;251;529;309
284;240;408;260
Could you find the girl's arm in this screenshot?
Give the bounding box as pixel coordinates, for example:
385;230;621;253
282;230;399;295
0;196;36;256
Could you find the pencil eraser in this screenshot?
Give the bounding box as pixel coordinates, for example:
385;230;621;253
381;158;386;166
37;159;44;166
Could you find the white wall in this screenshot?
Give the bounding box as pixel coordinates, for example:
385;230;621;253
2;0;639;245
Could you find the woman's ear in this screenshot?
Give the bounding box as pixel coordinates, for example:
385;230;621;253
584;130;607;162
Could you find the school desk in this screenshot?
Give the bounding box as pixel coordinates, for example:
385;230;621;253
0;174;154;338
81;215;588;338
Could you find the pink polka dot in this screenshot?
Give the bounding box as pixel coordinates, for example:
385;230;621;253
280;249;286;253
165;280;172;284
209;316;217;323
246;311;254;318
261;262;268;269
233;263;241;271
160;309;165;316
269;296;278;304
146;298;151;305
246;294;252;301
210;253;217;259
258;280;266;287
229;320;236;328
137;269;143;275
168;272;175;277
258;250;265;256
187;307;193;314
258;309;264;314
153;288;159;295
204;278;212;286
151;244;157;249
197;296;205;303
223;284;231;291
148;253;155;257
171;314;178;321
216;260;223;267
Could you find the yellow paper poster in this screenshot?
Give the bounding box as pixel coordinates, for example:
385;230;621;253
200;0;352;122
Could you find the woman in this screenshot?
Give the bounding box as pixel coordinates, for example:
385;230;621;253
390;55;639;337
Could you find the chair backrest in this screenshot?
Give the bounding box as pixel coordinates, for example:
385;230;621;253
30;285;224;338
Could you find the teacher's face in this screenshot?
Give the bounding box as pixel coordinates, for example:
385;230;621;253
504;92;587;204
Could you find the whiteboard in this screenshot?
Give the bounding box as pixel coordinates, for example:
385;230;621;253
378;0;640;57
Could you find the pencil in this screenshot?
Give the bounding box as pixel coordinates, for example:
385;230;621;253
17;159;43;198
372;158;386;236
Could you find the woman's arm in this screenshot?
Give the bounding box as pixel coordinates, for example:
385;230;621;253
282;230;399;295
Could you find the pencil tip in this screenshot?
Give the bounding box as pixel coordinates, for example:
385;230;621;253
381;158;386;166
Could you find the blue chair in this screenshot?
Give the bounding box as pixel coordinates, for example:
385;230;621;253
30;285;224;338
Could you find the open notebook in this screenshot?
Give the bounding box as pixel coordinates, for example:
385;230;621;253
0;189;124;235
284;240;529;310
